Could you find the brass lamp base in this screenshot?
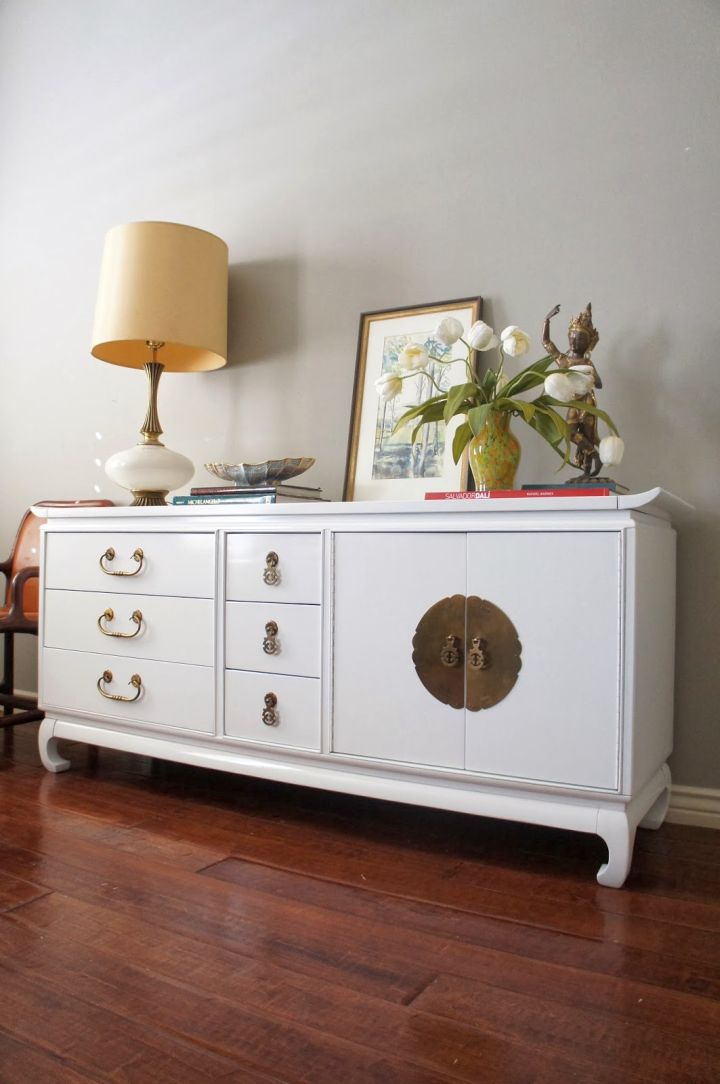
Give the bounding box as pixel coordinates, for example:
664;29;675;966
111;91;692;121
131;491;170;507
104;347;194;505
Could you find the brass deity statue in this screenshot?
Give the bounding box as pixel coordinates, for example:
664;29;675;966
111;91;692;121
542;302;603;477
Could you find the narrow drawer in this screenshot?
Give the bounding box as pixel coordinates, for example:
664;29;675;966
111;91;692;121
44;532;215;598
44;590;214;666
225;669;320;750
41;648;214;733
225;601;320;677
226;533;321;604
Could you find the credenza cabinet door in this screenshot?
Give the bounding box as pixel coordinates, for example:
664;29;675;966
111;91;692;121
332;532;466;769
465;531;621;790
333;529;622;790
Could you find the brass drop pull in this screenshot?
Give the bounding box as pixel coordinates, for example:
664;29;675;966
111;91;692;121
97;608;143;638
468;637;490;670
440;634;462;668
262;692;279;726
96;670;143;702
262;620;280;654
263;551;281;586
99;547;144;576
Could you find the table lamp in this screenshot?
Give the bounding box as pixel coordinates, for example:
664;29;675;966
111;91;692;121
91;221;228;505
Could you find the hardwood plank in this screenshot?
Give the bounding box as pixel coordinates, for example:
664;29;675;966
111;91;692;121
197;867;720;1049
4;764;720;943
0;1029;99;1084
0;840;433;1003
0;960;245;1082
2;895;645;1084
0;869;49;912
1;727;718;1084
413;972;720;1084
0;913;472;1084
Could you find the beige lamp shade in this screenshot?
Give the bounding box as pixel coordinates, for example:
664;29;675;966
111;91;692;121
91;221;228;371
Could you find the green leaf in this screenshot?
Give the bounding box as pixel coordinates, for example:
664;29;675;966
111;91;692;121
480;367;497;398
542;397;619;435
452;421;473;464
467;403;491;436
500;370;547;399
495;397;536;424
409;401;446;442
443;382;478;424
392;394;446;434
528;408;565;453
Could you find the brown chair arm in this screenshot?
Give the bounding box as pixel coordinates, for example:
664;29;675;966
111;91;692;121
0;565;40;630
0;557;11;579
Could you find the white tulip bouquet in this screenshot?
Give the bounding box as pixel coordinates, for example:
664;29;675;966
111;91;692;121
375;316;622;471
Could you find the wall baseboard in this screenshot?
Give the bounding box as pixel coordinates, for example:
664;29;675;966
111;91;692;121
667;785;720;829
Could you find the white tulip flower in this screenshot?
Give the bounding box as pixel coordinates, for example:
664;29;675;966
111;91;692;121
467;321;499;351
544;372;576;401
599;435;625;466
500;326;531;357
375;373;403;402
568;364;595;395
434;317;464;346
397;343;429;371
544;368;594;400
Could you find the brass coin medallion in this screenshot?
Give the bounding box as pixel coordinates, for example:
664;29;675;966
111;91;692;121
412;595;522;711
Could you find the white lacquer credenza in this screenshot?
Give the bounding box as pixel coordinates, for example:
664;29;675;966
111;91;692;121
37;489;687;887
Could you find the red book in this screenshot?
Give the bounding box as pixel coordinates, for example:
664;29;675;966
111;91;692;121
425;488;612;500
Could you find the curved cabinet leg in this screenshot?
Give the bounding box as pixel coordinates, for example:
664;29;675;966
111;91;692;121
596;809;636;888
639;765;672;830
38;719;71;773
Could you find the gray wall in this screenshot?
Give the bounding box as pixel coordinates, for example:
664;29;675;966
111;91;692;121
1;0;718;787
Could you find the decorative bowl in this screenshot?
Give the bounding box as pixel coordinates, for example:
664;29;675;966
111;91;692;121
204;457;315;488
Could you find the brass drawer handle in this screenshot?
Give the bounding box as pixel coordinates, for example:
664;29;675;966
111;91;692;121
97;669;142;702
99;547;144;576
468;636;490;670
262;692;279;726
262;620;279;655
263;551;281;586
97;608;143;638
440;634;462;668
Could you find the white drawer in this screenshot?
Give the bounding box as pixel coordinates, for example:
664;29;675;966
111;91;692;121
226;533;321;604
45;532;215;598
225;669;320;750
41;648;214;733
225;601;320;677
44;589;214;667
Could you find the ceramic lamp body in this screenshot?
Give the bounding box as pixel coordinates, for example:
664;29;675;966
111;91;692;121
105;443;194;504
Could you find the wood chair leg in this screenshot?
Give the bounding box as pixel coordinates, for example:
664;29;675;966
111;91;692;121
1;632;14;713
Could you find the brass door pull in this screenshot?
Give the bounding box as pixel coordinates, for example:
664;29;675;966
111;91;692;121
262;621;280;654
97;608;143;638
468;637;490;670
99;547;144;576
440;634;462;668
97;670;143;702
263;551;281;585
262;692;279;726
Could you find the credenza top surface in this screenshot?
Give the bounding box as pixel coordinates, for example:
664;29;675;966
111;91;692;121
35;487;691;525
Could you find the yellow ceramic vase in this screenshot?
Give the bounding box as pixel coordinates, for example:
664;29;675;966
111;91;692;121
467;411;521;491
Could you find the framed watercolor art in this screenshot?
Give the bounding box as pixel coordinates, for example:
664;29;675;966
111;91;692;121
344;296;483;501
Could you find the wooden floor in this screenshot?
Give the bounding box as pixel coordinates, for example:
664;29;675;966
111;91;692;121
0;727;719;1083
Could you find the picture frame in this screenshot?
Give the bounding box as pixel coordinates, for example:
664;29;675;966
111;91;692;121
343;295;483;501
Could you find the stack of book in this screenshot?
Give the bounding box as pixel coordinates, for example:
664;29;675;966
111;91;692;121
425;482;627;501
172;483;328;506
